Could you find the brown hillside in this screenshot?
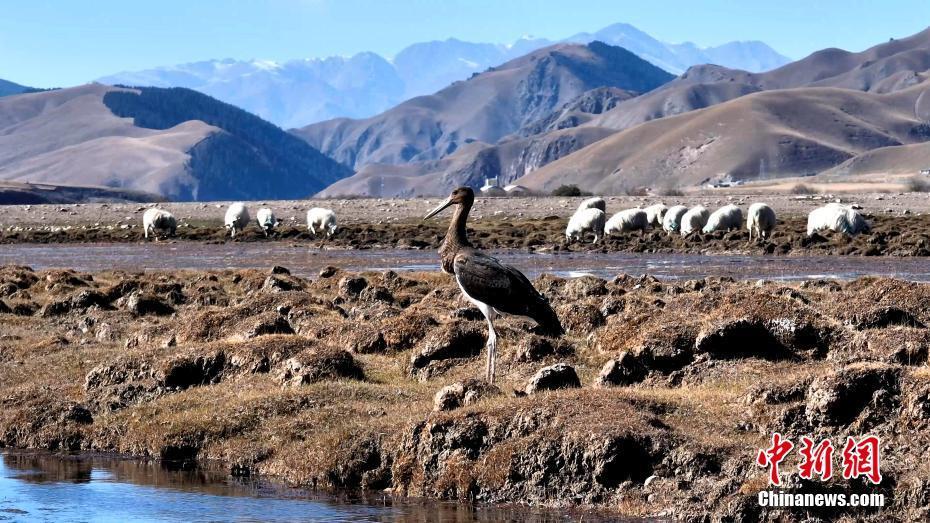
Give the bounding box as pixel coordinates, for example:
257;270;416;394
318;126;615;197
517;84;930;193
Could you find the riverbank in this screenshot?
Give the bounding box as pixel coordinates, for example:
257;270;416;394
0;265;928;520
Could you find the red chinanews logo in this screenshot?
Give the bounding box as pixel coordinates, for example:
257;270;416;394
841;435;882;485
756;432;794;486
757;433;882;486
798;436;834;481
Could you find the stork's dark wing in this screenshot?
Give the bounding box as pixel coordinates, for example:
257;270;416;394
453;250;563;336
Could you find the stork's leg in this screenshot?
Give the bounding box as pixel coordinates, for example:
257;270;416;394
475;303;498;384
486;315;497;383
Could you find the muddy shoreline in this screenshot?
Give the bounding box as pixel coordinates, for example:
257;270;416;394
1;264;928;520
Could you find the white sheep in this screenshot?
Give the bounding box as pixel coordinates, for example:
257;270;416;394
680;206;710;236
644;203;668;228
662;205;689;234
255;208;281;237
806;203;870;236
307;207;338;237
576;197;606;213
142;208;176;240
702;204;744;233
224;202;250;238
566;207;606;244
605;208;649;236
747;203;777;241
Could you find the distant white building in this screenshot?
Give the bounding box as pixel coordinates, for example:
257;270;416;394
480;177;506;196
706;179;745;189
504;184;531;196
920;168;930;176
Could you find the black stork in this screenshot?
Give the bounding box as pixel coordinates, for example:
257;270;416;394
424;187;563;383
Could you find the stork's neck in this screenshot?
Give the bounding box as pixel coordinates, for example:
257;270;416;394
439;201;472;273
446;201;472;248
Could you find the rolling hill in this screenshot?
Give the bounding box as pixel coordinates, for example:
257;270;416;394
294;42;674;171
514;83;930;193
0;84;351;201
825;141;930;177
318;126;616;197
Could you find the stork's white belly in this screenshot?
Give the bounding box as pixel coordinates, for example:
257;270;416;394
456;274;497;319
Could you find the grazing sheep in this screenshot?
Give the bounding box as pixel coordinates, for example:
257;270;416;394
566;208;606;244
702;204;743;233
680;206;710;236
747;203;777;241
224;202;250;238
662;205;689;234
142;208;176;240
644;203;668;228
806;203;870;236
255;208;281;237
307;207;338;237
605;208;649;236
576;197;606;213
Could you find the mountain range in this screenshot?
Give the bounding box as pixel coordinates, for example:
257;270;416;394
518;27;930;192
296;42;674;172
309;26;930;196
5;27;930;201
96;22;790;127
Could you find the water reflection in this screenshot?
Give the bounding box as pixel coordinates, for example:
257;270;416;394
4;454;93;484
0;452;625;522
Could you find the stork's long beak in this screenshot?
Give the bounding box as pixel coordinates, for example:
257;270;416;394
423;197;453;220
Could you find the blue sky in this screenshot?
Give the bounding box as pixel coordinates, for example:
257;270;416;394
2;0;929;87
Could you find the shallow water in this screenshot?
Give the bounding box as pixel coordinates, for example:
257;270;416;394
0;451;616;523
2;242;930;281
